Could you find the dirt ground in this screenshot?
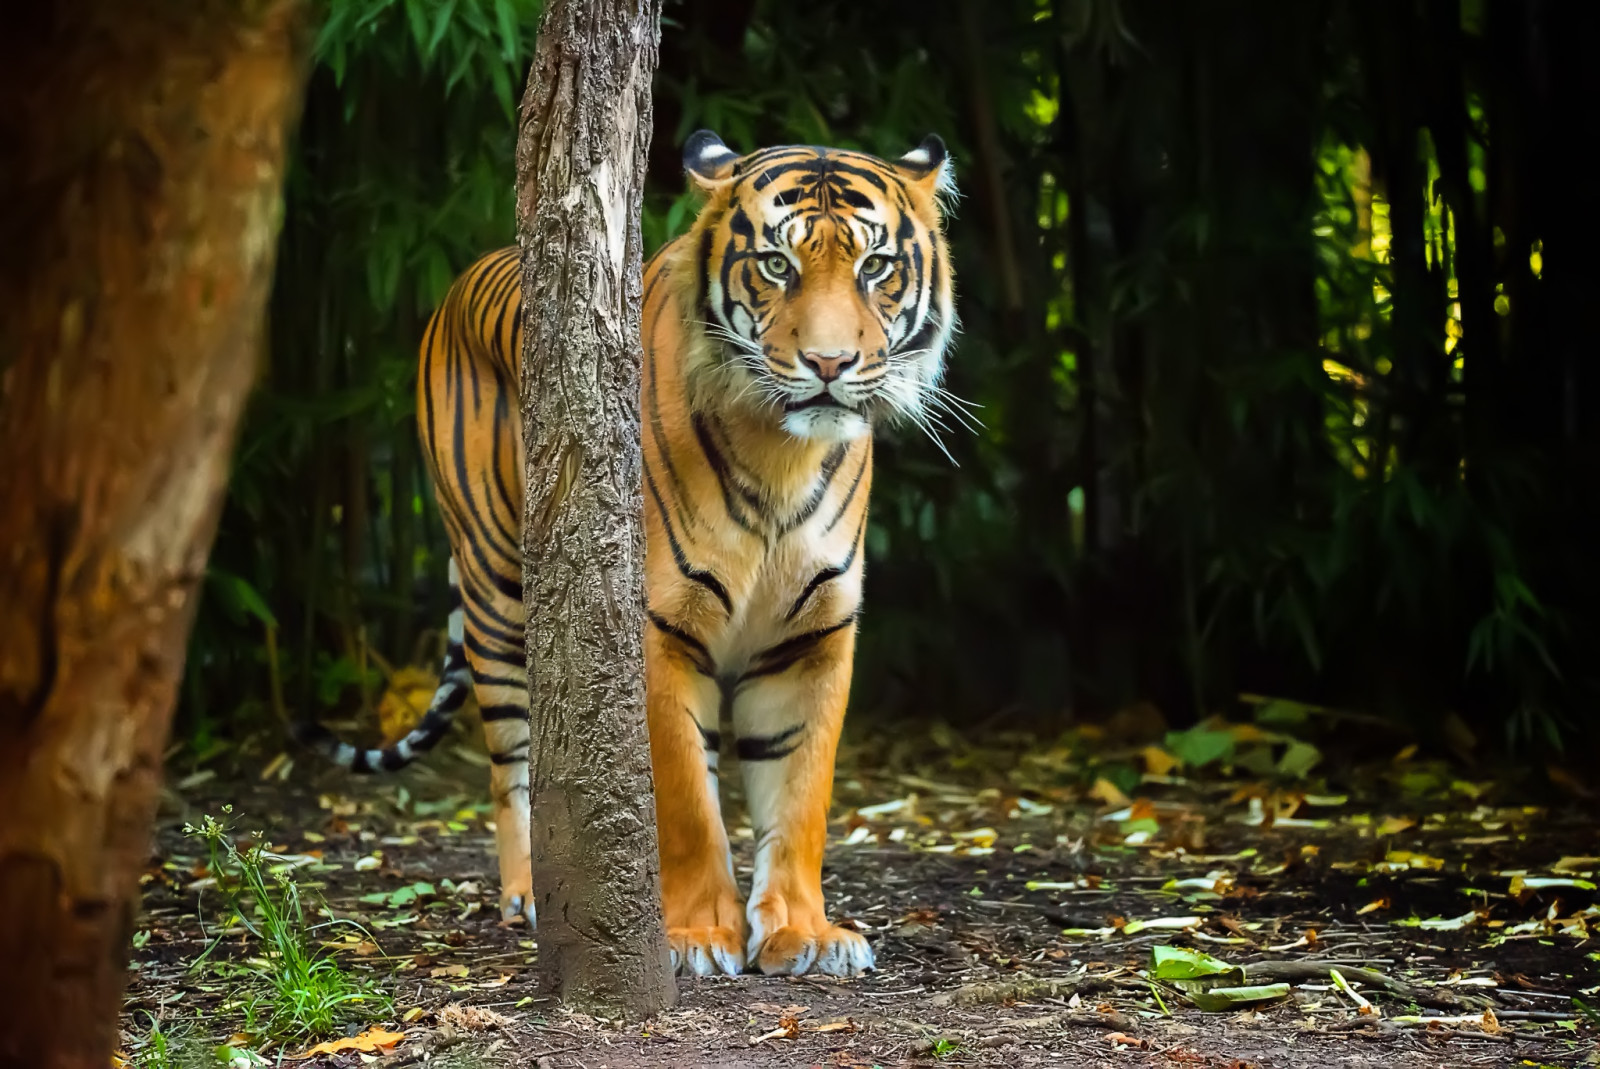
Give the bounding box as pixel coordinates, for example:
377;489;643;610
122;713;1600;1068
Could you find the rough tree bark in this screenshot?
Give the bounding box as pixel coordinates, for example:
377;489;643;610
516;0;675;1014
0;3;308;1065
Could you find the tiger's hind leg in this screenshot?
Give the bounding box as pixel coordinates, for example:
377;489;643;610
457;580;535;927
648;625;746;976
733;624;873;976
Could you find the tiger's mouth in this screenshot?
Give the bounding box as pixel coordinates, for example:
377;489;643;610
783;394;852;413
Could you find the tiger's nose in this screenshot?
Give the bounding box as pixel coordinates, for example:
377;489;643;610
799;351;860;382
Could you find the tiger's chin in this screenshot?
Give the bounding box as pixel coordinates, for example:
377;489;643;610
781;404;871;443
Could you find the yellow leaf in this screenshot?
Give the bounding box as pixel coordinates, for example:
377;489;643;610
380;665;440;743
1088;777;1132;808
1378;850;1444;872
1224;722;1276;744
1375;815;1416;836
1140;746;1180;777
290;1028;406;1059
259;751;291;781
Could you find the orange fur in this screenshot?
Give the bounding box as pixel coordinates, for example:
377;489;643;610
416;134;956;975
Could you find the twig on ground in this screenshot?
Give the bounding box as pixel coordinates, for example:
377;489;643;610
1244;960;1492;1011
929;975;1111;1008
994;1009;1134;1033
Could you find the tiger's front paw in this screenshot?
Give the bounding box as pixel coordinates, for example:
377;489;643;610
749;922;874;977
500;884;537;928
668;925;746;976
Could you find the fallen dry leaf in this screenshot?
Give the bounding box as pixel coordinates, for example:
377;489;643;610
438;1002;512;1031
1088;777;1133;808
1375;815;1417;836
1140;745;1180;776
379;666;440;742
806;1018;859;1034
749;1014;802;1045
290;1027;406;1059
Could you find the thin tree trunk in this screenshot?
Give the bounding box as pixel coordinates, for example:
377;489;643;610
515;0;675;1015
0;3;308;1066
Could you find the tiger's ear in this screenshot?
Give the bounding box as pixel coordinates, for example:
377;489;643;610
684;129;740;189
895;134;956;202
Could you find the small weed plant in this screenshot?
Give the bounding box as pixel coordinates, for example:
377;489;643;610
186;807;391;1040
127;1011;176;1069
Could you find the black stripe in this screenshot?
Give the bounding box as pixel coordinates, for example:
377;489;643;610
694;220;719;317
697;723;721;751
479;703;527;722
736;725;805;762
647;611;716;676
785;515;866;621
644;464;732;614
447;342;524;587
827;159;892;194
432;684;470;714
459;582;523;648
779;442;848;534
466;630;523;666
420;313;443;468
469;670;525;691
823;444;871;535
645;309;695;525
693;413;762;533
488;389;520;541
490;747;530;765
739;615;857;683
749;159;808;192
435;477;520;580
486;264;518;355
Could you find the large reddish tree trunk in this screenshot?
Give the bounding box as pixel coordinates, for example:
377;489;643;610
0;3;308;1065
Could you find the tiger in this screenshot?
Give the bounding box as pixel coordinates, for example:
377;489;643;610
297;130;957;977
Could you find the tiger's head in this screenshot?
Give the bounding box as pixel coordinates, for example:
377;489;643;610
677;131;957;443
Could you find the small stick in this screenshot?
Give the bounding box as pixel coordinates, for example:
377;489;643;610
1331;969;1377;1017
1243;960;1491;1011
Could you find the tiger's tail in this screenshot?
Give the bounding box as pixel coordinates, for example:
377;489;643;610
292;558;474;773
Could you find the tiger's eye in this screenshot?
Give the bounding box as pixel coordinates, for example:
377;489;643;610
762;253;791;278
861;254;890;278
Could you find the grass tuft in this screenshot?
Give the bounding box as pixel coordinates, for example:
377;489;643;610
185;807;392;1041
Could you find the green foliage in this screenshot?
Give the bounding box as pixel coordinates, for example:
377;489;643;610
128;1013;178;1069
184;0;542;734
186;811;391;1040
188;0;1598;750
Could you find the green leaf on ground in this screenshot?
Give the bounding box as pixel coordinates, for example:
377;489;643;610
1150;945;1238;981
1164;727;1236;769
1185;982;1293;1012
359;882;435;909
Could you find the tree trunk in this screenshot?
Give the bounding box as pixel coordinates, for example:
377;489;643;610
0;3;308;1066
515;0;675;1015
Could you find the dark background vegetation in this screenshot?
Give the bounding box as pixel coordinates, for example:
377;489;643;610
186;0;1600;758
